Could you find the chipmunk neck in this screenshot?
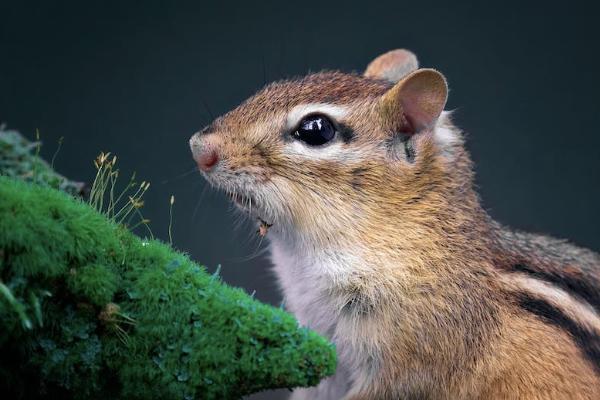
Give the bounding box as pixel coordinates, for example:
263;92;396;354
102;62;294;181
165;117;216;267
268;130;507;390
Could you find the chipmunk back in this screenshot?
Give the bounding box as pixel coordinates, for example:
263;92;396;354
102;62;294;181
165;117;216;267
189;49;600;399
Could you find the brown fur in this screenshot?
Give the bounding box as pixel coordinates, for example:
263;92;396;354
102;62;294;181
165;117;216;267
190;50;600;399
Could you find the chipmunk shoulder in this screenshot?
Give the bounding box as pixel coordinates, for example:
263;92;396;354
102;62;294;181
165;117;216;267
190;49;600;399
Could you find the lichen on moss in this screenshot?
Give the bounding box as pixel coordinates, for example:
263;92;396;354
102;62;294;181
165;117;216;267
0;127;86;197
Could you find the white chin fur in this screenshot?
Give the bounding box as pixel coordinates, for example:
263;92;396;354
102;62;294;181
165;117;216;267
204;171;285;227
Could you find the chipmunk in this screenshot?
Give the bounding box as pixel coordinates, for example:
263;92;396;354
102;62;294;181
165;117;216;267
189;49;600;399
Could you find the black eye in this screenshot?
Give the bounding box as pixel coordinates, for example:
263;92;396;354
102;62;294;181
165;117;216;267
293;114;336;146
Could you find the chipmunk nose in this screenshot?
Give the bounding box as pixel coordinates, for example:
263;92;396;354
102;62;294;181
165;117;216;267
198;148;219;172
190;133;220;172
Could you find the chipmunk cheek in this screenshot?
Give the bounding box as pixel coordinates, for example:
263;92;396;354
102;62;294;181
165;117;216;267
350;167;370;191
243;167;273;184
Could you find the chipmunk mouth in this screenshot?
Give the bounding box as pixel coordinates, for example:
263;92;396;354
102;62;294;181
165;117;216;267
198;168;276;234
228;192;265;217
228;192;254;208
227;192;274;236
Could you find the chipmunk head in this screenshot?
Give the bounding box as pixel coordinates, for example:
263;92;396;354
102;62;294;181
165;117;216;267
190;49;466;247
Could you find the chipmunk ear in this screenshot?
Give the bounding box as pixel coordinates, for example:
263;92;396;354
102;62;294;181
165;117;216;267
364;49;419;83
380;68;448;135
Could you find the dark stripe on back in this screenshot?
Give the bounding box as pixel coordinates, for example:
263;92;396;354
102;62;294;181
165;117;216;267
513;264;600;312
518;292;600;373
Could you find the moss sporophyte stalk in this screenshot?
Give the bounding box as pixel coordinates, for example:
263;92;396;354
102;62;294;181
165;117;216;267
0;128;336;399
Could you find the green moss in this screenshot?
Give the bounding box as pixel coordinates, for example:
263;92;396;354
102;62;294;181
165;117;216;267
0;176;336;399
67;264;119;306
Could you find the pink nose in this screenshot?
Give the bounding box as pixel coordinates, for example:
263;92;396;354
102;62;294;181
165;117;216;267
197;148;219;172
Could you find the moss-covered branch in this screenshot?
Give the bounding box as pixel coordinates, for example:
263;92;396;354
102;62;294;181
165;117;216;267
0;129;336;399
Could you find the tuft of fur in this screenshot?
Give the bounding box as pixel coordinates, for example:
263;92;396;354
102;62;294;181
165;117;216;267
190;53;600;399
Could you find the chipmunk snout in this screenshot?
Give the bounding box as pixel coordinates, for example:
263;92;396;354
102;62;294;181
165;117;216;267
197;148;218;172
189;133;220;172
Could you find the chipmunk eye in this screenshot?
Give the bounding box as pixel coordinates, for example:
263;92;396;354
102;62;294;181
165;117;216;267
293;114;336;146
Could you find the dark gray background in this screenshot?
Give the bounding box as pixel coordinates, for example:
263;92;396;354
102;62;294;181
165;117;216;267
1;1;599;398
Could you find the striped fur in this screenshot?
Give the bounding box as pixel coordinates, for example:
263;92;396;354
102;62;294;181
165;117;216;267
190;49;600;399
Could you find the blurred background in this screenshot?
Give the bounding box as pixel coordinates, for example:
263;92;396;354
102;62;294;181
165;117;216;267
1;1;599;398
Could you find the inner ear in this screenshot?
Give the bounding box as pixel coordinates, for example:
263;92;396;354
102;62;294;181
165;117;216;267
380;69;448;135
364;49;419;83
388;133;417;163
